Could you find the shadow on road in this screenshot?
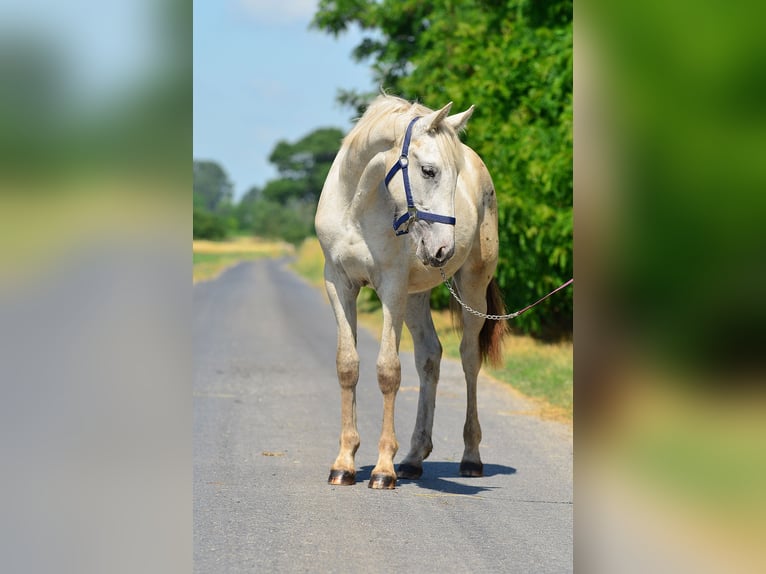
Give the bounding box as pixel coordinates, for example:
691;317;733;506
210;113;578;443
354;462;517;495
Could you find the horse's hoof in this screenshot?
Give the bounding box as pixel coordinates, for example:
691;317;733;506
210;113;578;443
328;469;356;485
368;474;396;489
459;461;484;477
397;463;423;480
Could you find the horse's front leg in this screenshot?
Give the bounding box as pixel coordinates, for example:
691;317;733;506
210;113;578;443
325;270;361;486
369;283;407;489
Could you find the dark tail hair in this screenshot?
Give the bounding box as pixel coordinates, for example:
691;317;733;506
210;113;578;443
479;279;509;367
449;278;509;367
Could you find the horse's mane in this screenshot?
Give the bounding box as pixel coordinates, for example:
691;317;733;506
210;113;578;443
343;95;464;170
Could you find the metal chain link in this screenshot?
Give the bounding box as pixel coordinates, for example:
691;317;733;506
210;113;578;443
439;268;522;320
439;268;573;321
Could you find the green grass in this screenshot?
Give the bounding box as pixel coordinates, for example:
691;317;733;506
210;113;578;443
292;238;573;421
486;339;573;414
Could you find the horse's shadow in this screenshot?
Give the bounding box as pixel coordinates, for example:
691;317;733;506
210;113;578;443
356;462;516;495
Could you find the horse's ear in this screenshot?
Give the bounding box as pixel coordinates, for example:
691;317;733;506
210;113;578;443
445;105;475;133
422;102;453;132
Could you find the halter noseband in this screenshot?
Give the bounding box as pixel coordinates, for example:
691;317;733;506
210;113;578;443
384;117;457;236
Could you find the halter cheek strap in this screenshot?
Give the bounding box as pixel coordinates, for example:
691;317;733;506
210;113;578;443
384;117;457;236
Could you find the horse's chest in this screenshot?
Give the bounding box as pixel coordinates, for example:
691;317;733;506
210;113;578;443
332;238;376;283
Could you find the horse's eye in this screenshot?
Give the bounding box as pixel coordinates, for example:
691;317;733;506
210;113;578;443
421;166;437;179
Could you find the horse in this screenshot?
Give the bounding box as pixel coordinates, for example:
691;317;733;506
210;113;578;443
315;95;507;489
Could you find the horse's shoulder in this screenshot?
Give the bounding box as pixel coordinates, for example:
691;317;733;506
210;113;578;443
459;144;494;197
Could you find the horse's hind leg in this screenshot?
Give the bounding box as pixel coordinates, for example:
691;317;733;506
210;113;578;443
456;271;492;477
325;270;361;486
398;292;442;480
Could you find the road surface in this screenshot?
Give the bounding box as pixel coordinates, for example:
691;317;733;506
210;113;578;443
194;258;572;573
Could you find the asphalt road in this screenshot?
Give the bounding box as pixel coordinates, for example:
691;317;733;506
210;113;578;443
194;258;572;573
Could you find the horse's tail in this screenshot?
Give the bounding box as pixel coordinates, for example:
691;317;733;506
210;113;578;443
449;277;509;368
479;279;509;367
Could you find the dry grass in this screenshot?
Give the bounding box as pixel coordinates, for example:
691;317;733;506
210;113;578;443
0;183;184;290
193;236;293;283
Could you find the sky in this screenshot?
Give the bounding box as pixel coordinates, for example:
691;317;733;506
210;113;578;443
193;0;375;200
1;0;159;107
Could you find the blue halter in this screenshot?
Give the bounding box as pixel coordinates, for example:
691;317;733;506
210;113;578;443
384;117;457;236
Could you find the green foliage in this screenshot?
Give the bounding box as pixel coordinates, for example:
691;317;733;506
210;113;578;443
195;128;344;245
240;198;315;245
265;127;344;204
193;160;234;212
193;205;234;240
193;159;238;239
0;2;190;183
233;127;345;245
313;0;572;337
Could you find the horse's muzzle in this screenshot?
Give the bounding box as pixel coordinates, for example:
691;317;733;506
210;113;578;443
425;243;455;268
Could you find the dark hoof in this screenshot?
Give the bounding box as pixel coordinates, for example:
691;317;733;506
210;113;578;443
368;474;397;489
397;463;423;480
459;461;484;477
328;469;356;485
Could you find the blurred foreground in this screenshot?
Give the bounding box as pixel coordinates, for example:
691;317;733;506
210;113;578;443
577;2;766;572
0;2;190;573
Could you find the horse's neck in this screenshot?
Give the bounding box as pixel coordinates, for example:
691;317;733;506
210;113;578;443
345;150;388;216
342;137;394;185
338;125;398;209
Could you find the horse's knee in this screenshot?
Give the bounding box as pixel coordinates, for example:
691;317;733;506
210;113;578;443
417;326;442;358
336;351;359;389
376;356;401;394
422;353;441;381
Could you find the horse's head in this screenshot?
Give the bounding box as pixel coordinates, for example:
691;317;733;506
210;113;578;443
386;102;474;268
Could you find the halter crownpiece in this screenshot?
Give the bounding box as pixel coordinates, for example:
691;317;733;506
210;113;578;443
384;117;457;236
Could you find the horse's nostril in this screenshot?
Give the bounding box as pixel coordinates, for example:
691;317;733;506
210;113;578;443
430;245;452;267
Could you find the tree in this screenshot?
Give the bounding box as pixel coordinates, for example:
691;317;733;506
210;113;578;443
263;127;345;204
313;0;572;337
193;160;234;213
193;204;230;240
235;127;345;245
193;159;236;239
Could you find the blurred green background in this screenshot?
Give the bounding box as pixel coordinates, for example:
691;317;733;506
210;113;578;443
0;0;189;195
577;1;766;572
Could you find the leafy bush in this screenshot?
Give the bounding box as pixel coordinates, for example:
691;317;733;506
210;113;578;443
244;199;315;245
193;205;234;240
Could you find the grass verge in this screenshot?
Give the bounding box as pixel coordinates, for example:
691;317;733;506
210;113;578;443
291;238;573;421
193;236;294;283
